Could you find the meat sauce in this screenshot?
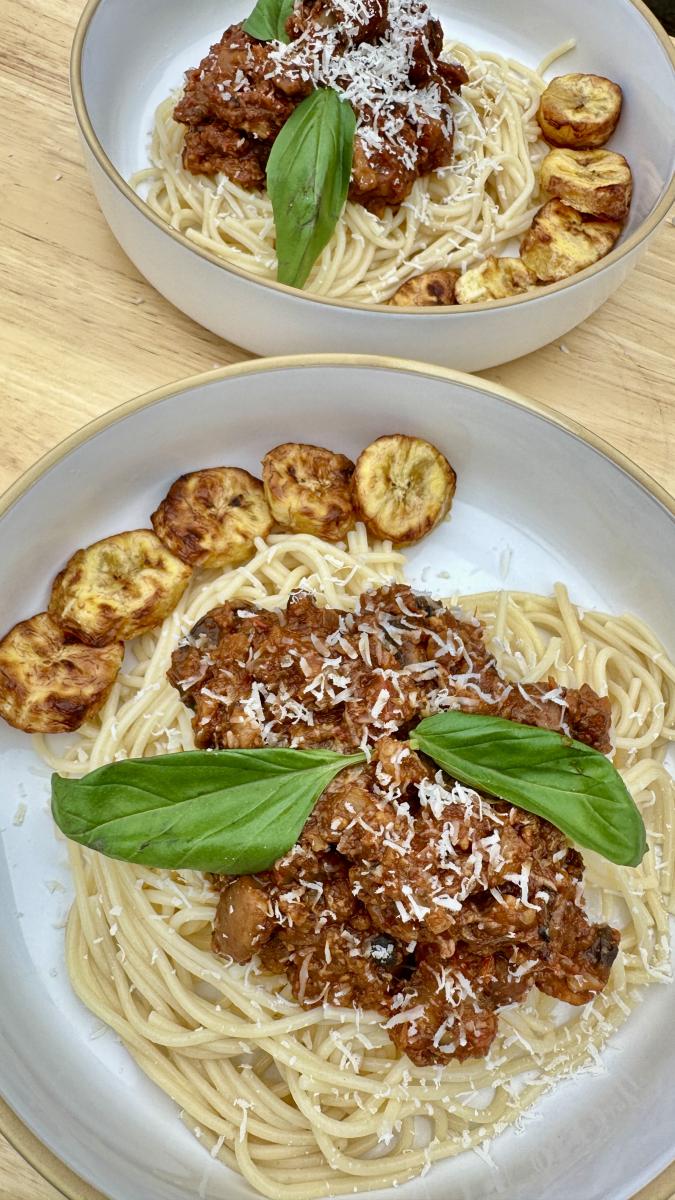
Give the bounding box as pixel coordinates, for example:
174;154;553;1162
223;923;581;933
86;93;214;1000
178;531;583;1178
173;0;469;214
168;585;620;1066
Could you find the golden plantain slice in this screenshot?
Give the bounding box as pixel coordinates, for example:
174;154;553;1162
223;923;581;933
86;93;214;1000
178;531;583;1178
389;270;459;307
262;443;355;541
151;467;273;568
540;148;633;221
537;74;623;149
455;257;535;305
520;200;622;284
0;613;123;733
49;530;192;647
353;434;456;546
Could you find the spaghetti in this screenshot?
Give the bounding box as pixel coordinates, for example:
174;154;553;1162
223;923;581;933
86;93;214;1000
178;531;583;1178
132;42;572;303
37;528;674;1199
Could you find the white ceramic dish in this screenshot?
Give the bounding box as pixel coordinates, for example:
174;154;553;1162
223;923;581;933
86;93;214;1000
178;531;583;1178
70;0;675;370
0;354;674;1200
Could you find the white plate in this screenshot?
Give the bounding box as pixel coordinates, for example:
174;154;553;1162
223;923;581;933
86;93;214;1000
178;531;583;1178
0;356;673;1200
72;0;675;371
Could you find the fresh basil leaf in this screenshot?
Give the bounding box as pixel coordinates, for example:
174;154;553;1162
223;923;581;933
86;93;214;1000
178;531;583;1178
410;712;646;867
267;88;356;289
51;748;364;874
243;0;294;42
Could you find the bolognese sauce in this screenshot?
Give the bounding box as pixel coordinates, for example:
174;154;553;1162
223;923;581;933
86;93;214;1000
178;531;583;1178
173;0;469;214
168;584;620;1066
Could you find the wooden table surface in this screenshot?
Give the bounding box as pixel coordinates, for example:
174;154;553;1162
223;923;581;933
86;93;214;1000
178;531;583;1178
1;1;674;1198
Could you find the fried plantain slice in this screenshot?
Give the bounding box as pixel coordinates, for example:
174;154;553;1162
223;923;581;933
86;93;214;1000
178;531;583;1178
520;199;622;284
151;467;273;568
540;148;633;221
0;613;123;733
455;257;536;304
537;74;623;149
353;434;456;545
262;443;355;541
389;269;459;307
49;530;192;647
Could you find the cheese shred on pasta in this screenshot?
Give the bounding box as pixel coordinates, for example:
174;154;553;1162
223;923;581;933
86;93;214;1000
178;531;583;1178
131;42;575;304
36;527;674;1200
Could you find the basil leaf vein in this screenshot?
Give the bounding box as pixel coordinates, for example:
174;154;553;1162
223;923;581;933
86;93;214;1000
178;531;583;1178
243;0;295;42
410;711;646;867
52;748;365;874
267;88;356;289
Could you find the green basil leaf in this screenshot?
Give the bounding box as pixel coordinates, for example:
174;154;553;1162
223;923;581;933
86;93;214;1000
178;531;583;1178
410;712;646;867
243;0;294;42
267;88;356;289
51;747;364;874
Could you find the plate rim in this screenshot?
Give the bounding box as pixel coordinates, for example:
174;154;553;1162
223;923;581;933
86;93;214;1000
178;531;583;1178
0;351;673;1200
69;0;675;316
1;354;673;520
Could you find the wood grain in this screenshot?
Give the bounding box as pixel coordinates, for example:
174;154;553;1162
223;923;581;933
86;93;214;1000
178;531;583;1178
0;1141;54;1200
0;2;673;1198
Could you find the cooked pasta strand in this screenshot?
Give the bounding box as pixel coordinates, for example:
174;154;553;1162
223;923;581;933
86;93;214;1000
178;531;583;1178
37;533;673;1200
130;42;569;303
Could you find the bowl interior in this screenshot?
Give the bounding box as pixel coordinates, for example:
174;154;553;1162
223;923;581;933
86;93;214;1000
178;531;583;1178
80;0;675;252
0;358;674;1200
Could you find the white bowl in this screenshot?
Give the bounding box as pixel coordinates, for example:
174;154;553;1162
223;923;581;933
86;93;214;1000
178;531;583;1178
71;0;675;371
0;355;673;1200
